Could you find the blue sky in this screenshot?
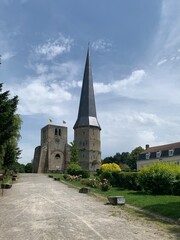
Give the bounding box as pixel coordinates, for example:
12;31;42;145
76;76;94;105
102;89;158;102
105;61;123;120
1;0;180;164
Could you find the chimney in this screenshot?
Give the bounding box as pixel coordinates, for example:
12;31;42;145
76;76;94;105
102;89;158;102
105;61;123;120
146;144;149;150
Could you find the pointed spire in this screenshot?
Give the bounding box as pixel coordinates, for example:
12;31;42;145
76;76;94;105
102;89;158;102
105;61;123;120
74;47;101;129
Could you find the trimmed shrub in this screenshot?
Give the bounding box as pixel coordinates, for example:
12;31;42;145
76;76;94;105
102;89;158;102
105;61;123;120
80;178;99;188
172;171;180;195
99;163;121;186
77;169;90;178
100;163;121;173
67;163;82;175
138;162;180;195
116;172;140;190
67;164;90;178
99;171;115;186
99;179;111;191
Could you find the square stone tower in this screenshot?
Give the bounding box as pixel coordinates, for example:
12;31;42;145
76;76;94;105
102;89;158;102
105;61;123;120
74;48;101;171
33;124;70;173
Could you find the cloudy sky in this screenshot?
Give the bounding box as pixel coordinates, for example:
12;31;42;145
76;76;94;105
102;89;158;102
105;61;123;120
1;0;180;164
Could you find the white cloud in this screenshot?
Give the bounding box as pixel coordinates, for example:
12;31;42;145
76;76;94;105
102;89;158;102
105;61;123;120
35;63;49;74
99;110;161;157
34;34;73;60
94;69;145;94
92;39;112;52
1;52;15;61
151;0;180;64
157;59;167;66
7;77;72;115
136;130;157;147
127;112;162;126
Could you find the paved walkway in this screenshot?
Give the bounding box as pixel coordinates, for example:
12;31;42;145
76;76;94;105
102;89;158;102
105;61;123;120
0;174;179;240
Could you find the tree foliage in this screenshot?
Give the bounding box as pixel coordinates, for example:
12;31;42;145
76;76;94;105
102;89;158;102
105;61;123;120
25;162;32;173
0;83;22;168
70;141;79;163
127;146;144;170
102;146;144;171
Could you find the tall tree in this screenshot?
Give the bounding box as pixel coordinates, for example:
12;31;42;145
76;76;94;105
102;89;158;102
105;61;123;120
70;141;79;163
0;83;21;167
128;146;144;170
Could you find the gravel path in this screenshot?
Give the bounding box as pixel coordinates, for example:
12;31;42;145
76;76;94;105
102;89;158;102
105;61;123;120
0;174;179;240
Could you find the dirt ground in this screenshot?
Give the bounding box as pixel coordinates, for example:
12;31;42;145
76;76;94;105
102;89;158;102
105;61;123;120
0;174;179;240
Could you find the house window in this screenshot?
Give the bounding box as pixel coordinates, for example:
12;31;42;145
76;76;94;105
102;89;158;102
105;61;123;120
156;151;161;158
146;153;150;160
169;149;174;157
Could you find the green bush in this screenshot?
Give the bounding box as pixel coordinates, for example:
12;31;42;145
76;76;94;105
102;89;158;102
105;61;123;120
100;163;121;172
116;172;140;190
172;171;180;195
172;179;180;195
67;163;82;175
99;171;115;186
138;162;180;195
99;178;111;191
77;169;90;178
80;178;99;188
67;163;90;178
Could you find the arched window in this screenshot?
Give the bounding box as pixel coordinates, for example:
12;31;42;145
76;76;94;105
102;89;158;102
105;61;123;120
55;154;60;159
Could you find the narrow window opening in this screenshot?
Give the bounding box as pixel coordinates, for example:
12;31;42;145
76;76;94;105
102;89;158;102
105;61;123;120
55;128;58;135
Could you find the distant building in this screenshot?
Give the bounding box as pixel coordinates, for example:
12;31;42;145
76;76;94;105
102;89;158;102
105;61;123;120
32;48;101;173
32;125;70;173
74;48;101;171
137;142;180;170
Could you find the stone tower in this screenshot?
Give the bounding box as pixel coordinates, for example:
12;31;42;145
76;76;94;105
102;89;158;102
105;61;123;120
74;48;101;171
32;124;70;173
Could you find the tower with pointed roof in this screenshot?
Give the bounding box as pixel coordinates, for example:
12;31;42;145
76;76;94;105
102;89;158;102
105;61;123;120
74;48;101;171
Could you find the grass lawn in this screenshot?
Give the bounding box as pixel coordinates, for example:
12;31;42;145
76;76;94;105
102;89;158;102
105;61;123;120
47;173;180;221
96;188;180;220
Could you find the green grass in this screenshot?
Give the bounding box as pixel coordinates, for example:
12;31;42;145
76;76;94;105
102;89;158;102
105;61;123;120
96;187;180;220
47;173;180;221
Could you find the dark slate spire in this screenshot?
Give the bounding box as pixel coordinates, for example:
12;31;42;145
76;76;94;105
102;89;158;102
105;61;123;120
74;48;101;129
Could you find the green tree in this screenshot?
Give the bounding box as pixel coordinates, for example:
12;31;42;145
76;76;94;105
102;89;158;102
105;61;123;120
70;141;79;163
25;162;32;173
103;156;114;164
3;140;21;168
120;152;130;164
113;153;122;164
128;146;144;170
0;83;22;167
10;162;25;173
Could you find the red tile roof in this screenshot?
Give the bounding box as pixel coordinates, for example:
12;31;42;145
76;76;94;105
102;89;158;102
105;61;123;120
142;142;180;153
